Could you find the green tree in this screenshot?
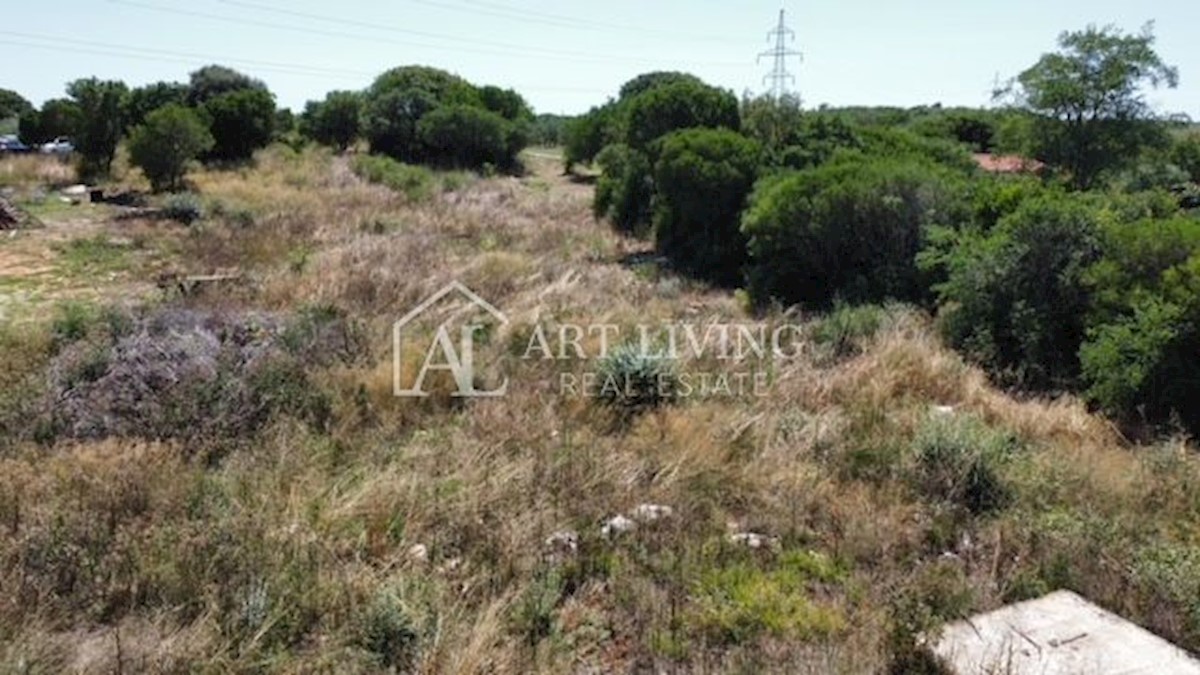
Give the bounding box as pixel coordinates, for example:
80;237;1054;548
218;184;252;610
416;104;513;170
564;102;617;171
201;88;276;162
18;99;83;144
623;80;740;151
128;104;214;192
478;85;532;122
300;91;362;151
998;23;1179;189
0;88;32;121
593;144;652;233
186;65;267;106
361;66;480;162
618;71;704;101
67;78;129;179
123;81;188;131
653;128;762;285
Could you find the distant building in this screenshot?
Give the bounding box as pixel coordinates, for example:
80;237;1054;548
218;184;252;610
973;153;1045;174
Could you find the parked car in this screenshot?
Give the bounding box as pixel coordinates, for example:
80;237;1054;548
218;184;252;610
40;137;74;155
0;135;32;154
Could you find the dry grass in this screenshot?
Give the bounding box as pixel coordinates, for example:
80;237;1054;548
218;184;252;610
1;145;1199;672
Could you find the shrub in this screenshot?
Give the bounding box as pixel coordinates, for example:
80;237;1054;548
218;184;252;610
351;155;435;202
743;156;970;309
1171;134;1200;183
186;64;267;106
129;105;214;192
593;144;653;233
201;88;276;162
359;590;420;669
162;193;205;224
618;71;705;101
416;104;514;170
623;80;740;151
934;193;1102;388
299;90;361;151
594;343;678;421
910;415;1018;515
361;66;480;162
564;102;618;170
122;81;188;131
18;98;83;146
812;303;888;358
652;128;761;285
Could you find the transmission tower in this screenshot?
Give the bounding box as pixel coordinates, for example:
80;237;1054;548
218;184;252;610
757;9;802;101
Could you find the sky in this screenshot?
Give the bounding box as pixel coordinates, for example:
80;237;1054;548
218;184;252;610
2;0;1198;118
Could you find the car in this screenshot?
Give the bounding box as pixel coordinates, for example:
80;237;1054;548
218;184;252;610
0;135;32;154
40;137;74;155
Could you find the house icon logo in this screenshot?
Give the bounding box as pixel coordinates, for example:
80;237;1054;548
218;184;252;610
393;280;509;398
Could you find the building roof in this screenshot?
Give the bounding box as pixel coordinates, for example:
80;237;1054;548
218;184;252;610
973;153;1045;174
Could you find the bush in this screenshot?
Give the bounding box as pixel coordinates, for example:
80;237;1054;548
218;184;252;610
129;105;214;192
910;415;1018;515
416;104;514;170
623;81;740;151
934;193;1102;388
564;102;618;170
594;343;678;421
299;90;361;151
361;66;480;163
742;156;970;309
123;81;188;131
186;64;267;106
593;144;653;233
162;193;205;224
18;98;83;145
812;303;889;358
652;128;761;285
351;155;435;202
201;88;276;162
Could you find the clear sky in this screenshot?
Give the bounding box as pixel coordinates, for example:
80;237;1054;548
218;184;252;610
2;0;1197;117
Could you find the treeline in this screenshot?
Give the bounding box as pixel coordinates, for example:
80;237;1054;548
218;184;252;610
2;64;541;190
567;25;1200;436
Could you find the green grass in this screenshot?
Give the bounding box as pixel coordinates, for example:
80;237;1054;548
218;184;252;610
52;235;136;276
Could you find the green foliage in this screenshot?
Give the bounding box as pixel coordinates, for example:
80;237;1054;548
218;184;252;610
623;80;740;151
812;303;888;357
740;94;804;162
122;81;188;131
652;128;762;285
998;23;1178;189
1171;134;1200;183
934;193;1102;388
18;98;82;145
563;102;618;170
129;105;214;192
477;85;532;122
0;88;33;120
908;108;1002;153
300;90;361;151
361;66;478;162
358;590;420;669
186;64;267;106
594;343;679;420
416;104;516;171
66;78;129;179
201;88;276;162
351;154;436;202
593;144;652;233
743;156;970;309
162;193;206;224
618;71;705;101
910;415;1018;514
531;113;570;146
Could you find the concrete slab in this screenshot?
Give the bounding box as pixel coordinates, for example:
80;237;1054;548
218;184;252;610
933;590;1200;674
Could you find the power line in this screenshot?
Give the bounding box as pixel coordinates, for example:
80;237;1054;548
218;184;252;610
0;34;610;95
104;0;748;69
757;9;802;101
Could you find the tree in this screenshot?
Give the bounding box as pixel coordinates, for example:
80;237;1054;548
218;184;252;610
186;65;267;106
653;128;761;285
997;23;1179;189
0;89;32;121
300;91;362;151
123;81;188;131
623;80;740;151
593;144;652;233
416;104;512;170
67;78;129;179
128;104;214;192
743;156;970;309
564;102;617;171
18;99;83;144
201;88;276;161
618;71;704;101
361;66;480;162
478;85;532;122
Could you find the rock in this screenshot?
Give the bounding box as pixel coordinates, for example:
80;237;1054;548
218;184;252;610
601;515;636;538
631;504;674;524
932;405;956;417
545;530;579;555
407;543;429;563
61;184;89;197
728;532;780;550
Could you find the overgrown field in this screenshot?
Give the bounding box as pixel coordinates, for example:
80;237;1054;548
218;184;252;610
3;147;1200;673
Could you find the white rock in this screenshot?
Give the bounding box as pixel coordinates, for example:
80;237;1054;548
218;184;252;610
61;184;89;197
728;532;780;550
601;515;636;538
631;504;674;523
407;543;429;563
932;405;957;416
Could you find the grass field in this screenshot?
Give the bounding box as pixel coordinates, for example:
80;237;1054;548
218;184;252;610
2;147;1200;673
